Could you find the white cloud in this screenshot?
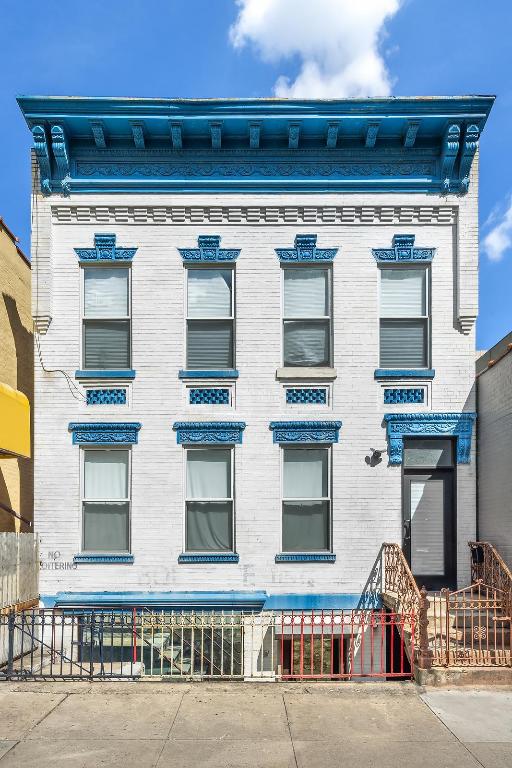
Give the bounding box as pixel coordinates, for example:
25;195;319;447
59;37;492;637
229;0;402;98
482;196;512;262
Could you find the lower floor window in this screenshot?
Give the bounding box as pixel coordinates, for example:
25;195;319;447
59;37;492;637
186;447;234;552
282;447;331;552
82;448;130;552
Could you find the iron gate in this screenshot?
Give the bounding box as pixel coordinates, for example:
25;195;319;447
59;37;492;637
0;608;414;681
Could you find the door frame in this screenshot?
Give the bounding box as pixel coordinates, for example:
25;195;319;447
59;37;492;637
402;467;457;590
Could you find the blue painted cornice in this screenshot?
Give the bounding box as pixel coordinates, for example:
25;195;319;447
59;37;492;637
69;422;141;444
75;233;137;262
373;234;435;263
18;95;494;196
179;235;240;263
173;421;246;444
276;235;337;263
270;420;342;444
383;412;476;464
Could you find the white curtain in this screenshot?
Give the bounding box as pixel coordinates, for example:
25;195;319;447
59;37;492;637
284;268;328;317
84;450;129;500
83;503;129;552
282;501;329;551
188;270;232;318
283;449;328;499
186;502;232;551
187;449;231;499
84;268;129;318
380;269;425;317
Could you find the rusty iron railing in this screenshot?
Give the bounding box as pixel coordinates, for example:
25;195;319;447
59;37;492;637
382;543;434;669
428;582;511;667
469;541;512;620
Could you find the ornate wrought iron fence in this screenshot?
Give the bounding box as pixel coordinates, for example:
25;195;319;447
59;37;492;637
428;582;511;667
0;607;414;681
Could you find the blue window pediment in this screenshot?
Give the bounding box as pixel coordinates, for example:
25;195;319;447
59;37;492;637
383;412;476;464
173;421;246;444
276;234;338;263
179;235;240;263
372;234;435;263
69;422;141;444
74;233;137;262
269;421;342;444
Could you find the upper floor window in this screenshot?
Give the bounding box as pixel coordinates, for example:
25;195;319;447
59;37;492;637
283;266;331;367
83;267;131;370
379;267;429;369
185;447;234;552
186;268;234;370
82;448;130;553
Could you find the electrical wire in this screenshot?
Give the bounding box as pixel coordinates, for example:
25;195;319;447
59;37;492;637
31;176;86;402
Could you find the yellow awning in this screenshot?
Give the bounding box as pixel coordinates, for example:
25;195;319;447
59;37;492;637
0;382;30;458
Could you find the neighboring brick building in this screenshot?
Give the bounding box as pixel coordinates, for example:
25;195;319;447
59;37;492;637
18;95;493;610
0;217;32;531
476;332;512;566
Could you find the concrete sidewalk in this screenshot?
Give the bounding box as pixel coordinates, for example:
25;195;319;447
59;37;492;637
0;682;510;767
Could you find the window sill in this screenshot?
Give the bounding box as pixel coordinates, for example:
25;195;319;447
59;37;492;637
276;367;337;381
178;370;239;380
73;553;134;564
75;370;136;380
374;369;435;380
178;553;239;563
275;553;336;563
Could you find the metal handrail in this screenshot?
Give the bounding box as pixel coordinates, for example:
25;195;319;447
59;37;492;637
469;541;512;619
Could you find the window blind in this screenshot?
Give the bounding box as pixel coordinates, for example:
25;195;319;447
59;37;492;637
282;501;329;551
84;450;129;500
284;268;329;317
187;320;233;369
84;321;131;369
84;268;129;318
380;269;426;318
188;269;232;318
380;319;427;368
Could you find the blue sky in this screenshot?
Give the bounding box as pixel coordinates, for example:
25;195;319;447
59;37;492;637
1;0;510;349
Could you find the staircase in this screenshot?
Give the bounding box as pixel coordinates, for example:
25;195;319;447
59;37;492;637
382;541;512;685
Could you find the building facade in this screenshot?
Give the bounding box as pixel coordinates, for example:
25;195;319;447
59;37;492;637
477;332;512;567
18;96;493;611
0;217;32;531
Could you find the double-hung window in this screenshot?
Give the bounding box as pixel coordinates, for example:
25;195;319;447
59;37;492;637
282;447;331;552
186;268;234;370
82;449;130;553
283;266;331;367
185;448;234;552
379;267;429;369
83;267;131;370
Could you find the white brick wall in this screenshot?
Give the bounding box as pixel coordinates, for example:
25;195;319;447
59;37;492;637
32;187;478;599
477;353;512;566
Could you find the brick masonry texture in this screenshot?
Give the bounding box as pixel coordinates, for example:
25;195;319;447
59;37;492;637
32;183;479;597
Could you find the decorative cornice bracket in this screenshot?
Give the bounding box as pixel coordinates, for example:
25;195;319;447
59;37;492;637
440;123;460;192
31;125;52;195
458;124;480;191
50;125;70;195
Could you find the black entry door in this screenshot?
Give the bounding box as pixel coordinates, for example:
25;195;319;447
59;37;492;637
402;439;456;590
